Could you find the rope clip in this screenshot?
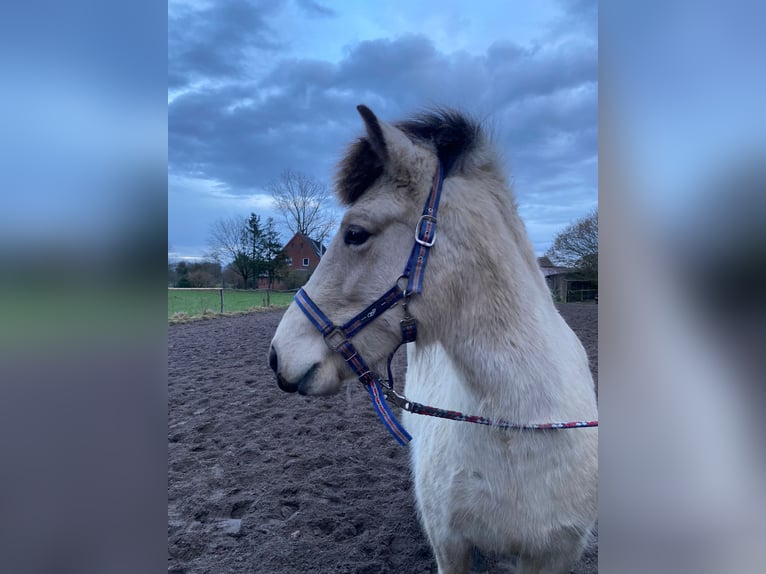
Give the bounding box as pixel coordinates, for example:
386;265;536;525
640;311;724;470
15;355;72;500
381;386;412;411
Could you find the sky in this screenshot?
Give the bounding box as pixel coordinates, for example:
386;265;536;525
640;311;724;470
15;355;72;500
168;0;597;261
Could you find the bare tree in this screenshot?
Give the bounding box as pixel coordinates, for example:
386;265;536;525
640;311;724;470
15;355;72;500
545;209;598;280
268;169;337;244
207;215;252;288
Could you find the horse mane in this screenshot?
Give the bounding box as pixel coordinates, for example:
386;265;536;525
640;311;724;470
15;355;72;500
336;108;482;205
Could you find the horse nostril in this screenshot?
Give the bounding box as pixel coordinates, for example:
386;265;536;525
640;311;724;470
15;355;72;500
268;345;279;374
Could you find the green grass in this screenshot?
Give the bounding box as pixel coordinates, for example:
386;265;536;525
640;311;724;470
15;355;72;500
168;289;295;320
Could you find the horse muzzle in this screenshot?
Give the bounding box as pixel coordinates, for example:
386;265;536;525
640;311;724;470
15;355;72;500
270;344;321;395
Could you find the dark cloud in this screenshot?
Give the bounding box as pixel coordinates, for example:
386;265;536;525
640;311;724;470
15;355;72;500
295;0;336;18
553;0;597;34
170;31;595;190
169;3;597;256
169;79;354;190
168;0;282;89
484;40;596;105
559;0;597;20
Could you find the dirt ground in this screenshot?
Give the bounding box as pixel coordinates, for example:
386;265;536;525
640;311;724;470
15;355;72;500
168;304;598;573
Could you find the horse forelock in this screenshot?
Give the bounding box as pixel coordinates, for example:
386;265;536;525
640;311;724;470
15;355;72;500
335;138;385;206
335;108;483;206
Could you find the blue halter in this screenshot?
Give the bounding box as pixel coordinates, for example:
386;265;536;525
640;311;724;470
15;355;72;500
294;163;444;445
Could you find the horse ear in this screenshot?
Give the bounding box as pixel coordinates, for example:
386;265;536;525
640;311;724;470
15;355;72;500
356;104;416;168
357;105;388;162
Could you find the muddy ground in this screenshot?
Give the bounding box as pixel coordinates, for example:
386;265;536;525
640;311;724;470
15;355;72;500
168;304;598;573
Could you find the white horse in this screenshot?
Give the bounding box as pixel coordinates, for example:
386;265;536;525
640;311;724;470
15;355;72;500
269;105;597;574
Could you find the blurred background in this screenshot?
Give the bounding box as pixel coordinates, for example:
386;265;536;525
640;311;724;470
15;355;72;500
600;1;765;572
0;2;167;573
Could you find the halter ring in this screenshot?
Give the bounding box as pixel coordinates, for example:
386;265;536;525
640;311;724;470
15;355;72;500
395;274;410;297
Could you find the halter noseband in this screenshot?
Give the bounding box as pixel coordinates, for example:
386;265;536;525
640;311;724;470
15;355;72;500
294;163;445;445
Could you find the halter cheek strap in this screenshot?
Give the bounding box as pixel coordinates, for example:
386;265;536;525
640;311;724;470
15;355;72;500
403;164;443;295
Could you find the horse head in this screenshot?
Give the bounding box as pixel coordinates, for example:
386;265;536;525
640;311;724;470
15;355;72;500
268;105;481;396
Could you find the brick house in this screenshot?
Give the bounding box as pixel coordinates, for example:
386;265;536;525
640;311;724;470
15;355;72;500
258;232;327;289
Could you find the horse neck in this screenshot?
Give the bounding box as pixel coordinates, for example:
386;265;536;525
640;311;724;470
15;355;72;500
414;194;568;419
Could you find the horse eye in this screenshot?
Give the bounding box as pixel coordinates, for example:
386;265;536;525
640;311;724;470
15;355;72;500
344;225;371;246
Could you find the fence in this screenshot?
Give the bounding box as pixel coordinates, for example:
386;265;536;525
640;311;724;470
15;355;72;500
168;288;298;319
567;288;598;302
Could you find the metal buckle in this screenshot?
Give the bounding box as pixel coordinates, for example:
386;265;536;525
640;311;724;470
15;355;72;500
324;327;347;351
414;215;437;247
381;387;412;411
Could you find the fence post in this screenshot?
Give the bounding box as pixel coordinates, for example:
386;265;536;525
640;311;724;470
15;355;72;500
220;288;224;314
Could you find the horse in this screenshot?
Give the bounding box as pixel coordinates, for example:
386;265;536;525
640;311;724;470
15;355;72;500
268;105;598;574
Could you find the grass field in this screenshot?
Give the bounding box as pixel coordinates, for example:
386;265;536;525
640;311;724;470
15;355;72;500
168;289;295;320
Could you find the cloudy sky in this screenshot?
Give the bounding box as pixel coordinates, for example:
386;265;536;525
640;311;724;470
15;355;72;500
168;0;597;261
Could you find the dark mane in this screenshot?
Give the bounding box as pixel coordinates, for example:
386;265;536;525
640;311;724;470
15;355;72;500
335;108;481;205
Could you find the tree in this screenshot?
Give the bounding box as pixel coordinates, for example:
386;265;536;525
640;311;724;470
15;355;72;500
246;213;265;286
268;169;337;245
545;209;598;281
207;215;252;288
258;217;287;290
168;243;177;286
207;213;286;289
170;260;222;288
186;261;222;287
175;261;191;288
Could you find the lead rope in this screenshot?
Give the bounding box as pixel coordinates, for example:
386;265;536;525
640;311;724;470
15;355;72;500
380;338;598;432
